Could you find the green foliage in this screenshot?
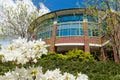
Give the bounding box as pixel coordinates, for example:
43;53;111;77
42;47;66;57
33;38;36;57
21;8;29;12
0;61;15;75
0;49;120;80
34;49;120;79
0;55;3;60
66;48;95;62
35;59;120;80
41;49;95;62
113;75;120;80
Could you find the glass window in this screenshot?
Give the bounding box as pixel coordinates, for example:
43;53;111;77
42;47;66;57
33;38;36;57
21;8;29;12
37;26;52;39
93;29;99;36
79;28;84;36
57;24;70;37
88;23;99;37
70;23;78;36
37;18;53;39
58;14;83;22
79;23;84;36
88;28;92;36
39;19;53;27
86;15;98;22
37;33;41;38
57;22;84;37
62;24;69;36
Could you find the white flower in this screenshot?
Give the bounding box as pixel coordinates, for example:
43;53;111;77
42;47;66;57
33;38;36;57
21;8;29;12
5;72;11;77
0;37;48;65
44;69;62;80
0;66;88;80
76;73;88;80
60;72;76;80
33;59;37;63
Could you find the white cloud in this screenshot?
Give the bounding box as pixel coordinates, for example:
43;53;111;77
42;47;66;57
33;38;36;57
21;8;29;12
38;2;50;16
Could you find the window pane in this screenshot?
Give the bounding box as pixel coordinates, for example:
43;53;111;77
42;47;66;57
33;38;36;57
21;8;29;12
58;14;83;22
88;23;99;37
37;26;52;39
79;23;84;36
57;22;84;37
70;23;77;36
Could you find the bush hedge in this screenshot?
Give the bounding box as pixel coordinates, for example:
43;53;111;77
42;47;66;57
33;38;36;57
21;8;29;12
36;59;120;80
41;49;96;62
35;49;120;80
0;49;120;80
0;61;15;75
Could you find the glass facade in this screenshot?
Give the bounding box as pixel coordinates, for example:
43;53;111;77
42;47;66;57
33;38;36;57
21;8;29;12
56;14;84;37
37;12;99;39
37;19;53;39
37;26;52;39
88;23;99;37
86;15;97;22
57;22;84;37
58;14;83;22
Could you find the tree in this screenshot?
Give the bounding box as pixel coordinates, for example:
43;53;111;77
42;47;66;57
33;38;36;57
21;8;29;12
27;2;50;40
0;0;50;39
86;0;120;63
0;0;38;38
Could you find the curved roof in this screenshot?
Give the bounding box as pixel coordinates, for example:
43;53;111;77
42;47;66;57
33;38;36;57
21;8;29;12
28;8;104;33
29;8;86;28
37;8;86;20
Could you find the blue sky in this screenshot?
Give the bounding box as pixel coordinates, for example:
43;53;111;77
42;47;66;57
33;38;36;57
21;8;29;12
32;0;86;11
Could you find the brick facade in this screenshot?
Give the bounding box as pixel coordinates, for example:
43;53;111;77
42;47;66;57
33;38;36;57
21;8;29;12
48;20;103;53
50;21;57;52
83;19;90;52
44;20;108;61
32;8;119;62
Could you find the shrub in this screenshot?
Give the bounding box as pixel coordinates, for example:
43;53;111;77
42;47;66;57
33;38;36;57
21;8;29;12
0;48;120;80
35;57;120;80
0;61;15;75
41;48;96;62
66;48;95;62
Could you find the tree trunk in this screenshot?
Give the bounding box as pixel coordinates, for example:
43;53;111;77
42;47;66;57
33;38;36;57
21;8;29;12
113;46;119;63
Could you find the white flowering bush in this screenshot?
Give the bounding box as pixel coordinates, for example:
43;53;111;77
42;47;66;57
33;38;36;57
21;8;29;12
0;37;47;65
0;66;88;80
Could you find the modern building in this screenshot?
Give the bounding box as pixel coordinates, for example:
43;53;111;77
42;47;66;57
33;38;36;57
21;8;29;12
30;8;117;61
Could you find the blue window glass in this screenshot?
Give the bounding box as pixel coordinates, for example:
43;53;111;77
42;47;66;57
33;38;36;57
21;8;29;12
79;28;84;36
39;18;53;27
37;26;52;39
60;24;69;36
63;24;69;36
58;14;83;22
88;28;92;36
88;23;99;37
37;33;41;38
57;22;84;37
62;29;69;36
56;30;59;36
37;18;53;39
86;16;98;22
57;24;61;36
79;23;84;36
70;23;78;36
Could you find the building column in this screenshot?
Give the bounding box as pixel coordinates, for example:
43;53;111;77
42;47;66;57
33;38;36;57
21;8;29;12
50;21;57;52
100;47;106;61
83;19;90;52
113;46;119;63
